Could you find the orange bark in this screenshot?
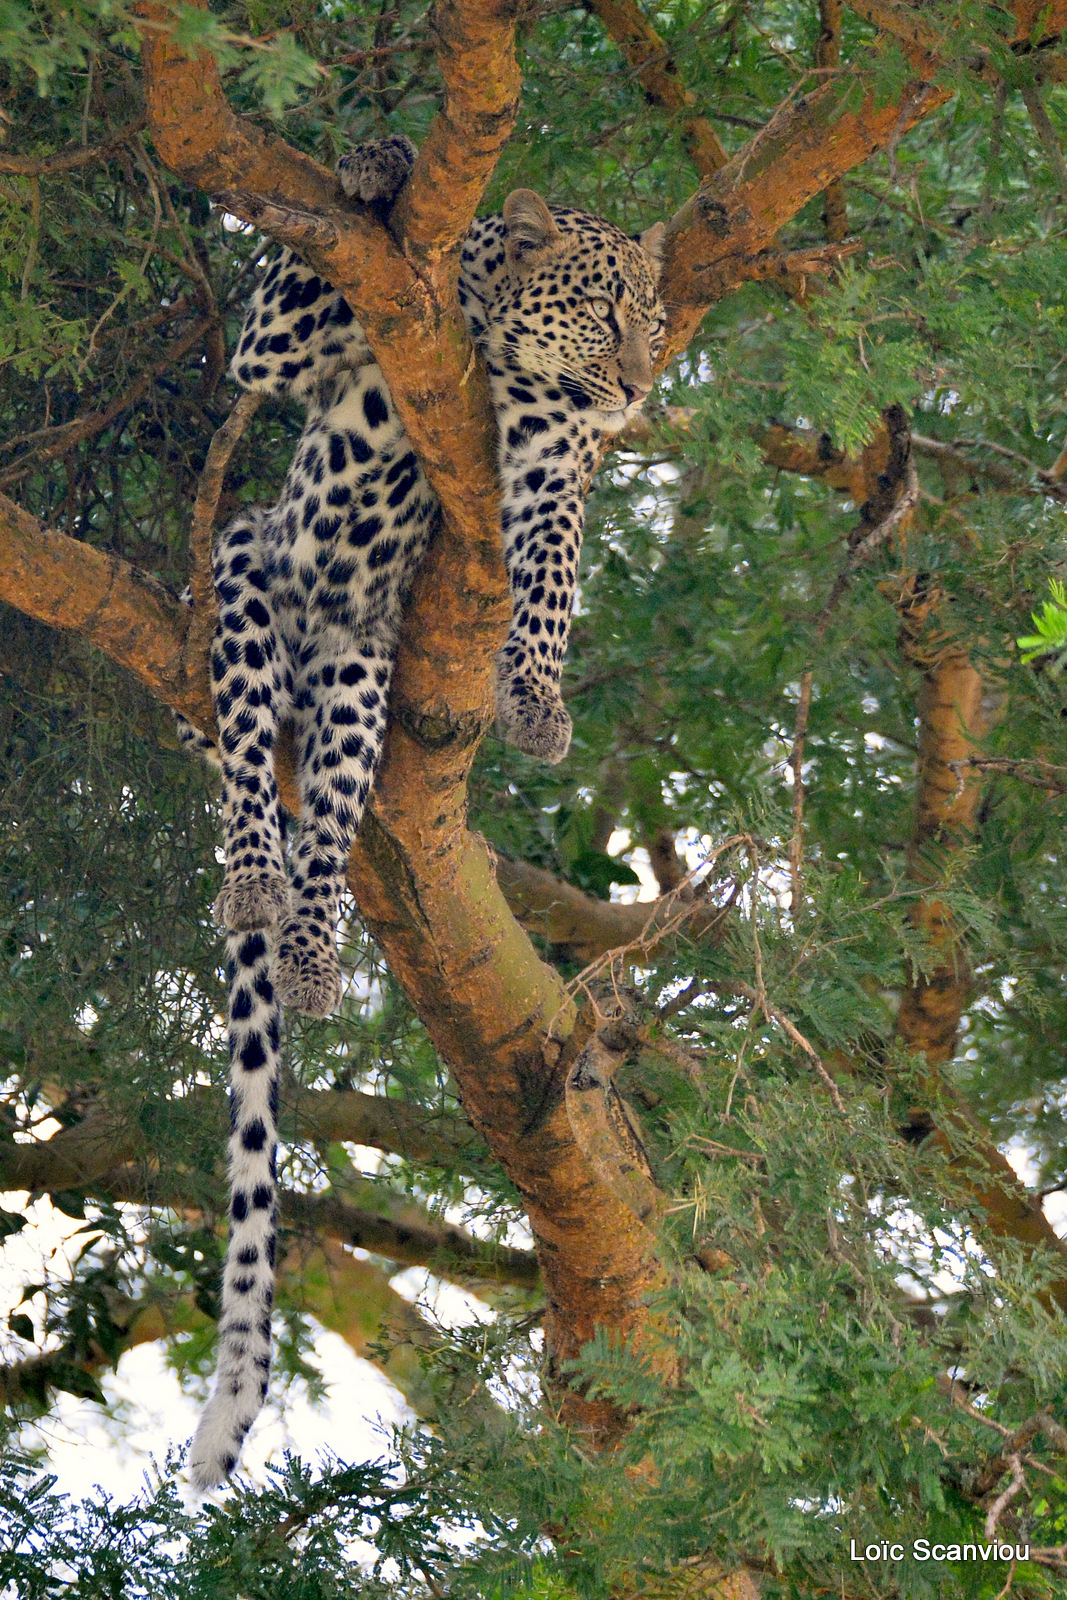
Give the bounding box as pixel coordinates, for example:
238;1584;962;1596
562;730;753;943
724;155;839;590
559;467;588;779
816;0;849;243
660;70;950;346
389;0;521;271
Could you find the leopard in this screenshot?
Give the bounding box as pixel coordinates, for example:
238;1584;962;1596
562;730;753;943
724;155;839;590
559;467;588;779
184;133;665;1490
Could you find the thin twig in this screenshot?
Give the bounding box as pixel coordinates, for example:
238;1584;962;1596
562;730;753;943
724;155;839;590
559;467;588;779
993;1558;1015;1598
703;978;846;1112
19;177;40;303
564;837;748;1001
788;669;813;912
984;1453;1025;1540
948;756;1067;799
1020;82;1067;206
185;389;265;681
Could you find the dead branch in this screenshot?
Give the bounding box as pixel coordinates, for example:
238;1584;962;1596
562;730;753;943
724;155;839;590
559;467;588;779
0;314;217;489
0;120;148;176
984;1454;1026;1539
1020;81;1067;202
948;755;1067;797
703;979;847;1112
913;432;1067;501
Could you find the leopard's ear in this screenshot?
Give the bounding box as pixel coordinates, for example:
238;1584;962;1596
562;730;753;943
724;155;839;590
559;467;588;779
503;189;562;269
639;221;666;281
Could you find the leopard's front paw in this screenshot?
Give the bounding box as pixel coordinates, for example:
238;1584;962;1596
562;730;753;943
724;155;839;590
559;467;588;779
273;923;344;1017
337;136;417;207
215;873;290;933
496;675;572;765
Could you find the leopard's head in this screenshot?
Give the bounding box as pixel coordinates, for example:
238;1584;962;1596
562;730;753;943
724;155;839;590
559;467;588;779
483;191;666;431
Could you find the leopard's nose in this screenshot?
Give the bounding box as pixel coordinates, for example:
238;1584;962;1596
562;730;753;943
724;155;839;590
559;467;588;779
621;380;651;403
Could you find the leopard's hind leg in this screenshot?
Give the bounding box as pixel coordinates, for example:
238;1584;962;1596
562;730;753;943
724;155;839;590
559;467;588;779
212;511;293;933
272;622;398;1016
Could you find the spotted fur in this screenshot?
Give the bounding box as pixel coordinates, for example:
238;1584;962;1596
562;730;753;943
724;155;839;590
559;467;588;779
185;137;664;1489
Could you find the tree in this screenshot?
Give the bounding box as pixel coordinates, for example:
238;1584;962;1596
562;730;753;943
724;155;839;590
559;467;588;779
3;0;1067;1593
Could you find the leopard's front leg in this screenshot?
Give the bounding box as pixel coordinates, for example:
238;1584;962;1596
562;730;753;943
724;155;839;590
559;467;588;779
493;410;599;765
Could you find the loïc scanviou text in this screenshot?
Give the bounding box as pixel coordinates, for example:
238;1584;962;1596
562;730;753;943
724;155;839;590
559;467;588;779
849;1539;1029;1563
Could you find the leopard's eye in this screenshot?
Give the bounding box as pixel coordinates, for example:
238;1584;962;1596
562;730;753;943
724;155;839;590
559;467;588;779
648;317;664;336
588;297;613;320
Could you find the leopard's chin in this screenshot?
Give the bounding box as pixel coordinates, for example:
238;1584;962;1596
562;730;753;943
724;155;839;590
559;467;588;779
596;404;638;434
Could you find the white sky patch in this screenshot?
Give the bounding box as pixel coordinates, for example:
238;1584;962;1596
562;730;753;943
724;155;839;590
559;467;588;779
1;1191;413;1502
605;828;659;903
389;1266;495;1329
17;1328;410;1507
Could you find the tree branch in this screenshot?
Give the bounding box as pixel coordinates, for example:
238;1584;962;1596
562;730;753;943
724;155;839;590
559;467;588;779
284;1192;540;1288
0;1086;480;1194
494;854;732;965
388;0;521;269
659;69;951;345
0;490;212;732
186;388;264;677
582;0;729;178
0;120;147;176
89;1161;540;1289
0;314;218;490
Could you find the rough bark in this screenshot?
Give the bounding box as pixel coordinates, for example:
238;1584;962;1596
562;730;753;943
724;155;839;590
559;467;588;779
496;854;731;965
658;69;951;347
89;1162;540;1288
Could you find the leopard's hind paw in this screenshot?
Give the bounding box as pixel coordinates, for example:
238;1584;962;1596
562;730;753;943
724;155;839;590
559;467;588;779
337;136;417;207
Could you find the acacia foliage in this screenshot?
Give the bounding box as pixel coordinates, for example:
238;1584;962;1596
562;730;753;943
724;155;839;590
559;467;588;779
2;1;1067;1596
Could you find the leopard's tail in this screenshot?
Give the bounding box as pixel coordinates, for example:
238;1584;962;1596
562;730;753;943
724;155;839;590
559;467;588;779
189;929;281;1490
